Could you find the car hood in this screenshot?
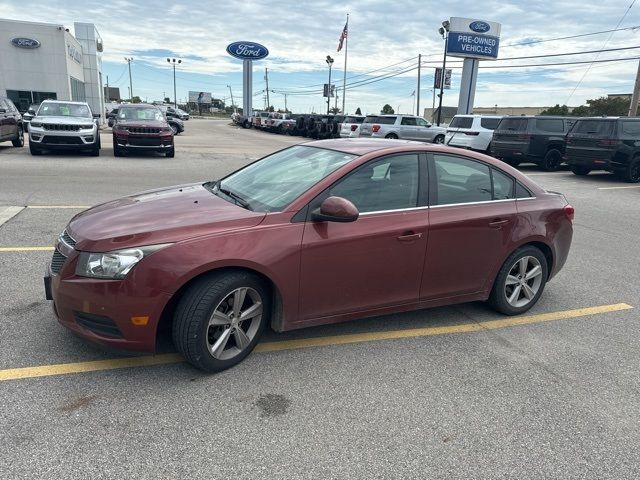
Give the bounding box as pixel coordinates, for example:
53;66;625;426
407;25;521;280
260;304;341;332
67;183;266;252
33;116;93;124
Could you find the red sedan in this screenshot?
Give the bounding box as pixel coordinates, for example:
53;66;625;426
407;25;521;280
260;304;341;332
45;139;574;372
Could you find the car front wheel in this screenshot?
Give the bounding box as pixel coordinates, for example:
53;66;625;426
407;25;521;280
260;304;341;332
433;134;445;144
173;271;270;372
488;246;548;315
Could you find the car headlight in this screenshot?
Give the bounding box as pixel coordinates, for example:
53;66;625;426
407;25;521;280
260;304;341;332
30;121;43;128
75;243;173;279
113;124;128;132
161;126;173;132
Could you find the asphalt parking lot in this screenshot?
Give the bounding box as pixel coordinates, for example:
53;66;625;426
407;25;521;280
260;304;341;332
1;119;639;479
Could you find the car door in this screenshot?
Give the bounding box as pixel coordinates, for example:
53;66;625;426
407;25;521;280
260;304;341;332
299;153;429;320
415;117;435;142
0;99;9;139
5;99;19;138
400;116;419;140
420;153;518;300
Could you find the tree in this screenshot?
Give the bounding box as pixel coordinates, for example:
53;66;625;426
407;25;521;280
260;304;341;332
131;96;142;104
582;96;629;116
570;105;590;117
268;105;275;112
164;97;171;104
540;104;569;116
355;107;362;115
381;104;394;114
329;107;341;114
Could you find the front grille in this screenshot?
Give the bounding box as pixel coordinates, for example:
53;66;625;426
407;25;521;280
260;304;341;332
42;136;84;145
129;138;162;146
51;249;67;274
74;312;123;338
43;124;81;131
61;230;77;248
128;127;161;134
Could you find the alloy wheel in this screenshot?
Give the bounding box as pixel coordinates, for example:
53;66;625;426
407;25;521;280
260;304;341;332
206;287;263;360
504;256;543;308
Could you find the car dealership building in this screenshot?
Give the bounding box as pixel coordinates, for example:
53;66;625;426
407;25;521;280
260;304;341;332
0;18;105;120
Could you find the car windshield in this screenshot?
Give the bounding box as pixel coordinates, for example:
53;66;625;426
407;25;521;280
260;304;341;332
210;145;356;212
118;107;164;121
37;103;91;118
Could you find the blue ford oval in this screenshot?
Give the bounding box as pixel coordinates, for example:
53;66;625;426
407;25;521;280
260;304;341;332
469;21;491;33
226;41;269;60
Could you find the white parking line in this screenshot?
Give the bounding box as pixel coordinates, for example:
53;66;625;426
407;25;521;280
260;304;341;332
26;205;90;209
597;185;640;190
0;206;24;227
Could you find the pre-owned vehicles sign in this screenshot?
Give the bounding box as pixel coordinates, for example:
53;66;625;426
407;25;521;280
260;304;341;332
446;17;501;60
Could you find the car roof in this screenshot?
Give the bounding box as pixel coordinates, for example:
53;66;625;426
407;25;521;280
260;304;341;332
302;138;439;156
41;100;88;105
119;103;158;108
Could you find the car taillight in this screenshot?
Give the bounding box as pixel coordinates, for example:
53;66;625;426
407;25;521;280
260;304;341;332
351;124;358;131
598;139;622;146
372;124;381;133
563;204;575;222
464;131;480;136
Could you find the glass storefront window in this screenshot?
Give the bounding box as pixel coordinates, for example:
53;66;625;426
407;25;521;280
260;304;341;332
6;90;57;112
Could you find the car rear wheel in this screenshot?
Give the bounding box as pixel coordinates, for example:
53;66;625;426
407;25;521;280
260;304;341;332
488;246;548;315
385;133;398;139
570;166;591;176
12;126;24;147
433;134;445;144
172;271;270;372
542;149;562;171
622;158;640;183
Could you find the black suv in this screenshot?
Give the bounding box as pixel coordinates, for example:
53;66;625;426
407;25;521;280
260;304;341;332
491;116;577;171
566;117;640;183
0;97;24;148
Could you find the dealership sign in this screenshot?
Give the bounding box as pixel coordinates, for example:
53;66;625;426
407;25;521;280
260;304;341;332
11;37;41;49
226;41;269;60
446;17;501;60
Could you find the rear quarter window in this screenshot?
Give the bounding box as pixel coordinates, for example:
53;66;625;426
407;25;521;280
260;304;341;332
620;121;640;137
377;116;397;125
497;118;529;132
572;120;615;136
449;116;474;128
344;116;364;123
480;117;501;130
535;119;564;133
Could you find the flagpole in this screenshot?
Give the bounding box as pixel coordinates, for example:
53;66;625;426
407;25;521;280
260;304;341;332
342;13;349;114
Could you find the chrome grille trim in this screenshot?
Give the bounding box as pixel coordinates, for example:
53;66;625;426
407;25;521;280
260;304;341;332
127;127;161;134
43;124;82;131
60;230;77;248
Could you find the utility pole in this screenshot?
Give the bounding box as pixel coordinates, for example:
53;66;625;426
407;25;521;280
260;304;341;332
167;58;182;109
227;85;235;112
416;54;421;116
265;68;270;111
124;57;133;101
105;75;109;103
629;59;640;116
335;88;339;112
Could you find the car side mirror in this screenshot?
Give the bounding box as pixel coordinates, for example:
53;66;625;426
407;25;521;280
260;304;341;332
28;109;35;114
0;108;6;114
311;196;359;223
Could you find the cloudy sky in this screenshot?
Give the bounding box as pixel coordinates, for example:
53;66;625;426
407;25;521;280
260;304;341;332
2;0;639;114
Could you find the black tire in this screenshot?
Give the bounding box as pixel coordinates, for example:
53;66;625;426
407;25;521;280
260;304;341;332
385;133;398;139
113;138;123;157
488;245;549;315
504;158;521;168
90;135;100;156
29;142;42;156
433;134;445;144
170;124;179;135
570;165;591;176
172;271;271;372
12;126;24;147
243;120;250;129
542;148;562;172
166;147;175;158
622;157;640;183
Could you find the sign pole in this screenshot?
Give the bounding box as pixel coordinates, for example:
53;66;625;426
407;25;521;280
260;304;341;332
457;58;479;115
243;60;253;117
436;34;448;126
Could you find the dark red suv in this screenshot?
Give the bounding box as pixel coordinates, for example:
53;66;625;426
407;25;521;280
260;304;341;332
112;104;174;157
45;139;573;373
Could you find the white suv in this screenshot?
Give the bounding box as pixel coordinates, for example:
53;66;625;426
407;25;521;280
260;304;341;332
359;114;446;143
445;115;502;152
339;115;365;137
28;100;100;156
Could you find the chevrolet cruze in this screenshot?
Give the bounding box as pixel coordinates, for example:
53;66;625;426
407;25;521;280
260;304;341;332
45;139;574;372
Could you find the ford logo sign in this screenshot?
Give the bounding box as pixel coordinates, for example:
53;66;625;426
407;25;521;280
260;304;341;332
469;21;491;33
11;37;41;49
226;41;269;60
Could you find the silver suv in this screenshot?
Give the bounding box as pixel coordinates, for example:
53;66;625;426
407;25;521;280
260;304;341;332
359;114;446;143
28;100;100;156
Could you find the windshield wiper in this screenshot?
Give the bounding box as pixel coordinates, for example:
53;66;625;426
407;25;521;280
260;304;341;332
203;180;252;210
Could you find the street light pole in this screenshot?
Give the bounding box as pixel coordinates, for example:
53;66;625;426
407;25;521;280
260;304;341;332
326;55;334;115
124;57;133;101
436;21;449;126
167;58;182;108
227;85;235;112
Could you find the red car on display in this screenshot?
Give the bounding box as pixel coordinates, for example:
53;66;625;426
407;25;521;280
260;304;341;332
45;139;574;372
112;104;175;157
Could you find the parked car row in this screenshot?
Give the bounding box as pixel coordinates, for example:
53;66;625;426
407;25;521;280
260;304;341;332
2;100;176;158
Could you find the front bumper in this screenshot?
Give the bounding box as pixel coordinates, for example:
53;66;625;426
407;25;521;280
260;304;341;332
29;126;98;147
113;133;173;151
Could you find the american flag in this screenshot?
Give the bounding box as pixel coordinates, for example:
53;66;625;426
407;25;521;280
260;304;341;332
337;21;348;52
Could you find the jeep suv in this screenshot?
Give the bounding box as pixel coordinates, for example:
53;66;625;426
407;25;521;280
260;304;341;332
566;117;640;182
491;116;577;171
0;97;24;148
28;100;100;156
112;104;175;157
359;114;446;143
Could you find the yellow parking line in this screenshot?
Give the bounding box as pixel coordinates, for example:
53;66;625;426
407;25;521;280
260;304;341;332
0;247;54;252
0;303;632;382
597;185;640;190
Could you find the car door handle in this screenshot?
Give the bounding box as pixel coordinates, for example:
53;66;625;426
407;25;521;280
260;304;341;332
397;231;423;242
489;219;510;228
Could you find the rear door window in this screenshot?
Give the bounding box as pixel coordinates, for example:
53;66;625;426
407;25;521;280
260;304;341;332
497;118;529;132
480;117;501;130
377;116;396;125
620;121;640;137
401;117;417;126
535;119;564;133
449;116;473;129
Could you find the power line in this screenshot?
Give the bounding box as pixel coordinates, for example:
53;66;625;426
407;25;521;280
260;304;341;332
501;25;640;48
